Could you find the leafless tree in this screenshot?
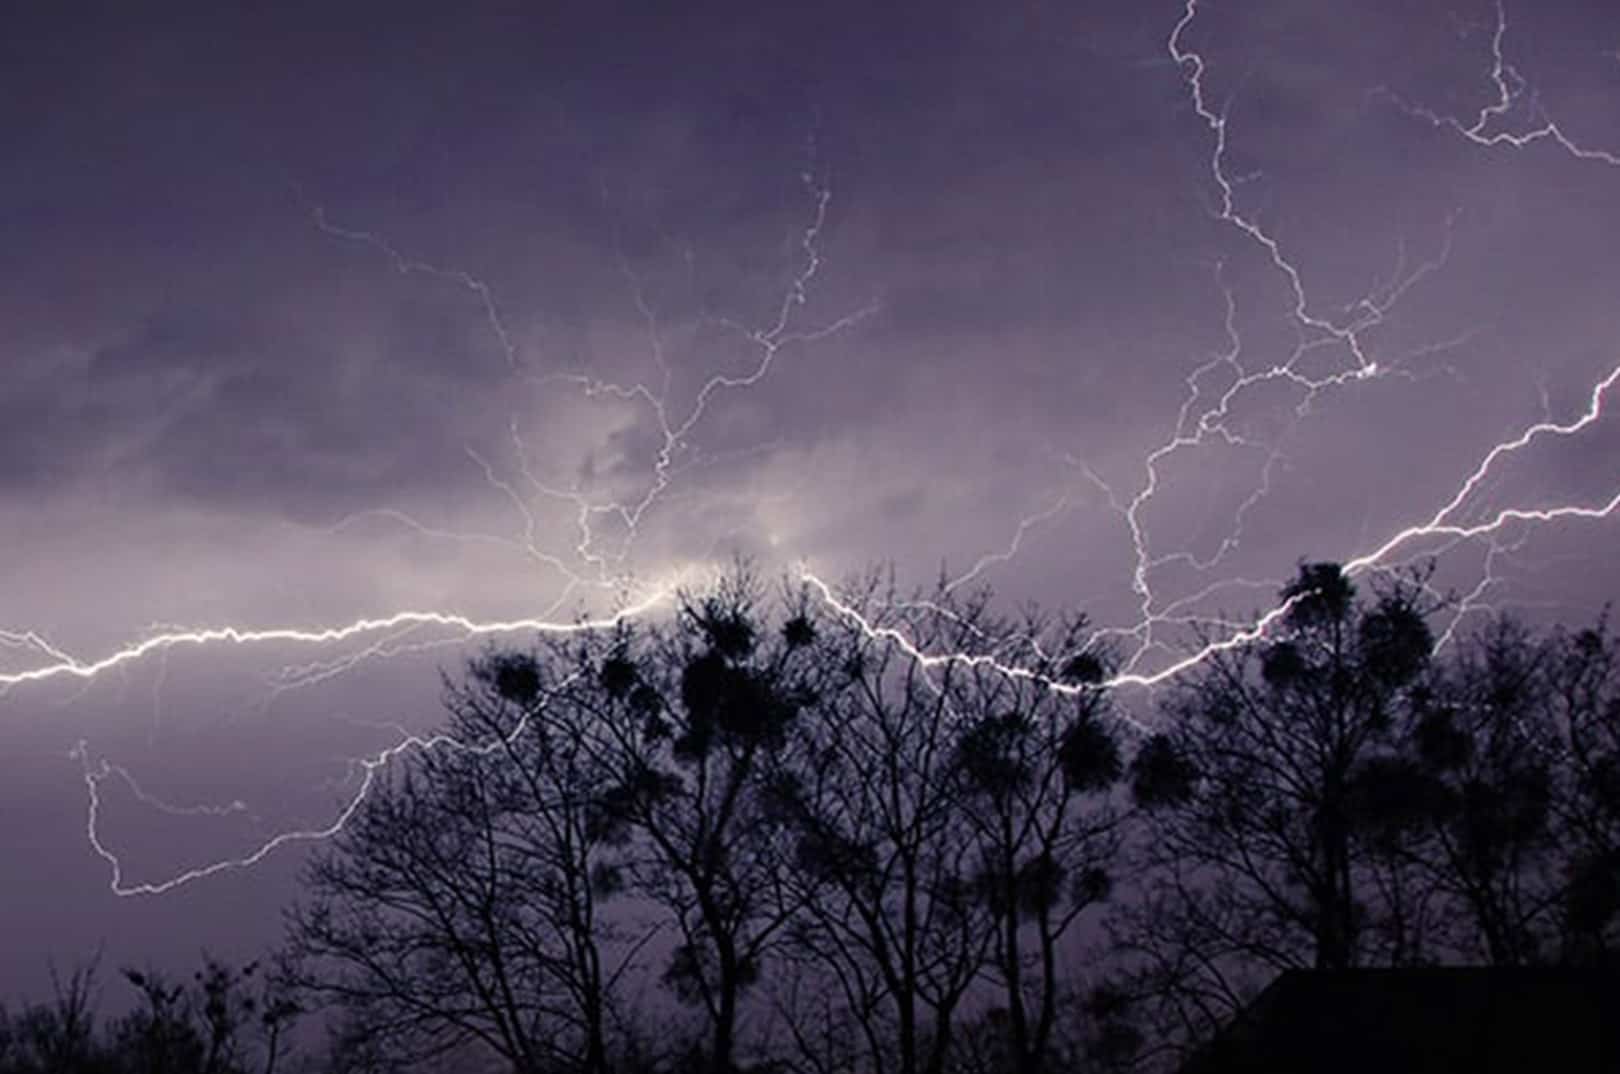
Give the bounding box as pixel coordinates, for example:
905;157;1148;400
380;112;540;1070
765;579;1123;1074
946;615;1122;1074
549;569;839;1074
1543;616;1620;962
767;581;999;1074
0;955;297;1074
1359;617;1564;965
287;650;639;1074
1329;613;1620;967
1112;563;1438;1045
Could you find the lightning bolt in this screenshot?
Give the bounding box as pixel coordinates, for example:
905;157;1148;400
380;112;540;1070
943;491;1073;594
70;674;575;895
309;206;525;373
1053;0;1478;679
804;0;1620;721
1373;0;1620;167
1;591;678;692
316;168;877;581
8;157;875;893
7;1;1619;899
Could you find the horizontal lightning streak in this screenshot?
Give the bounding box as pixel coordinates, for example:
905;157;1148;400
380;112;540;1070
11;0;1616;900
17;168;875;894
0;589;675;692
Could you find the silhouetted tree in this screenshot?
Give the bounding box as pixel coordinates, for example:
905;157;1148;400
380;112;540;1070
287;648;637;1074
1358;618;1563;964
23;562;1618;1074
1544;616;1620;963
948;619;1122;1074
0;960;103;1074
117;960;294;1074
0;956;295;1074
1112;563;1437;1044
552;569;839;1074
754;578;1124;1074
946;980;1140;1074
1337;613;1620;967
766;581;1010;1074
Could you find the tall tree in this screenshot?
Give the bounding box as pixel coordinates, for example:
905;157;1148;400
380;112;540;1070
1341;613;1620;966
287;649;636;1074
768;583;1004;1074
1364;617;1563;964
560;571;836;1074
763;581;1122;1074
1116;563;1436;1036
948;622;1122;1074
1545;617;1620;963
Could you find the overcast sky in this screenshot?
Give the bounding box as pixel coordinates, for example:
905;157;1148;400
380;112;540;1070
3;0;1619;999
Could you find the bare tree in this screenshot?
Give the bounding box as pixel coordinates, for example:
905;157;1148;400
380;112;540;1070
1113;563;1437;1043
554;570;837;1074
761;580;1123;1074
1544;616;1620;963
117;959;296;1074
1358;617;1564;965
946;615;1122;1074
768;581;1000;1074
1325;613;1619;967
0;956;296;1074
0;959;103;1074
286;649;637;1074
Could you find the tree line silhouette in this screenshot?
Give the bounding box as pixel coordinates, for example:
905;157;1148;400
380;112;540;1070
4;562;1617;1073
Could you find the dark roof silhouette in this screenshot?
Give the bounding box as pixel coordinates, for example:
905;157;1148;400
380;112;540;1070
1179;967;1619;1074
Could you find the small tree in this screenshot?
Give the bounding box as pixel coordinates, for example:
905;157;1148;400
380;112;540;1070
0;956;294;1074
0;960;103;1074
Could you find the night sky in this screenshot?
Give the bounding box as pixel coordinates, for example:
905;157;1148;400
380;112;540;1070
4;0;1620;998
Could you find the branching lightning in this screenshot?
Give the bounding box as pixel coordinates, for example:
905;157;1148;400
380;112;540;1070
4;0;1618;898
1374;0;1620;168
70;676;575;895
7;164;876;894
808;0;1620;711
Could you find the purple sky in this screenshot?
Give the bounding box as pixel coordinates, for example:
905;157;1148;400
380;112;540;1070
3;0;1620;1000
